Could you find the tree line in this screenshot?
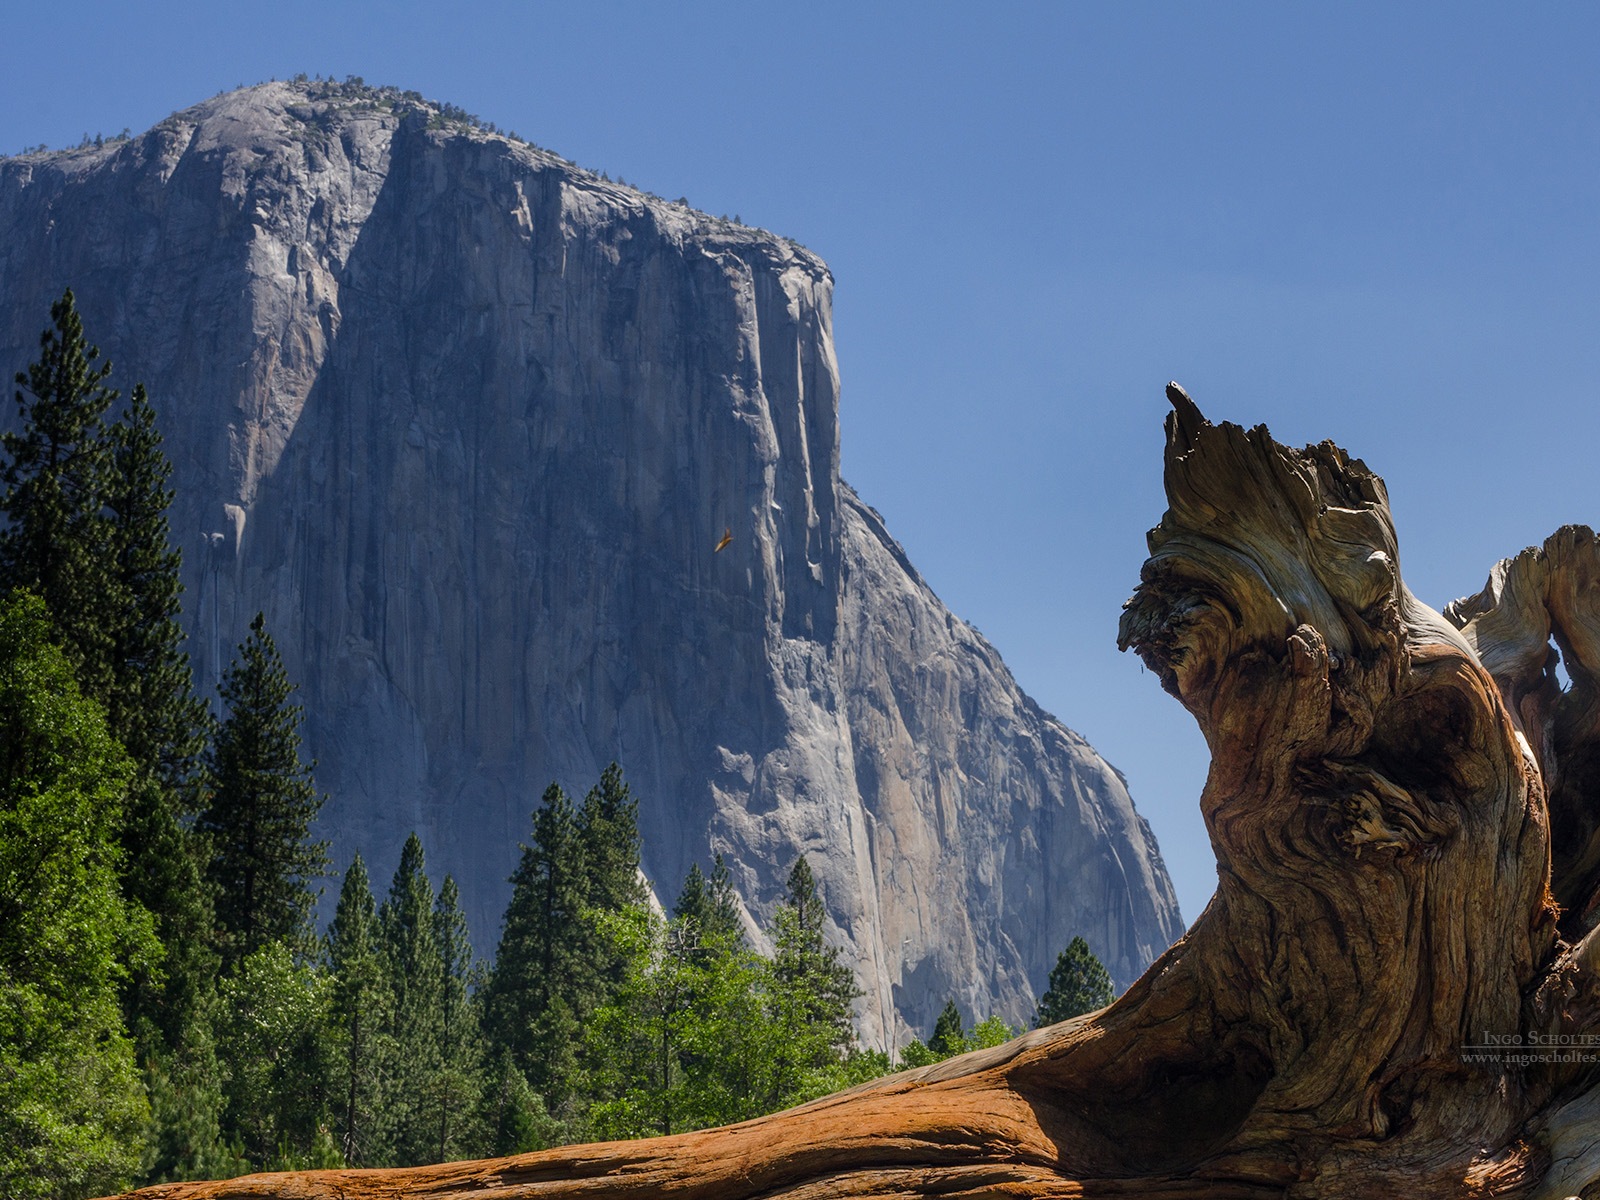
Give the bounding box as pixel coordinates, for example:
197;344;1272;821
0;293;1117;1197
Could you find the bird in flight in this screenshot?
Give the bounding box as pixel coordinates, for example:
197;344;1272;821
715;527;733;553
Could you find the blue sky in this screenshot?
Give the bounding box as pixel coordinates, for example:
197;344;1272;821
3;3;1596;926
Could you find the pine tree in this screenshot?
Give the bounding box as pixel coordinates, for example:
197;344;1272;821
431;875;481;1162
380;834;444;1164
103;383;209;789
105;382;216;1048
1034;935;1115;1027
575;765;645;1039
200;612;328;965
674;864;710;931
0;290;123;699
0;591;153;1199
481;783;589;1116
3;296;215;1054
674;854;741;948
326;855;391;1167
577;764;646;914
705;855;740;940
764;856;861;1109
138;1020;243;1186
928;1000;964;1057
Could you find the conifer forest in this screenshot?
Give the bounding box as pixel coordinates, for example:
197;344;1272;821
0;294;1113;1198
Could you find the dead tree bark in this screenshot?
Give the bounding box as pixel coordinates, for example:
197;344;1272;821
125;387;1600;1199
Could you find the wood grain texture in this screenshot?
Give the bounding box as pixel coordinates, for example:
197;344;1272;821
118;387;1600;1200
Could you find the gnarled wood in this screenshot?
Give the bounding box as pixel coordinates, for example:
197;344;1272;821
121;388;1600;1200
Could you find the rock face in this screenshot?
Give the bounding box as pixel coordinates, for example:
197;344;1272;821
0;81;1181;1044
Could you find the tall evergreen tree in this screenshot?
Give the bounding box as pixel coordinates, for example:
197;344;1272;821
380;834;444;1164
431;875;481;1162
673;854;741;947
326;854;391;1167
705;855;740;940
3;294;221;1172
575;765;645;1032
481;783;589;1114
200;612;328;965
105;382;216;1047
763;857;861;1109
928;1000;964;1057
675;863;710;928
0;290;123;698
577;763;646;914
0;591;153;1199
1033;935;1115;1027
103;382;210;786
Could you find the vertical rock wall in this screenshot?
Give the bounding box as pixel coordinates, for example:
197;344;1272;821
0;81;1181;1044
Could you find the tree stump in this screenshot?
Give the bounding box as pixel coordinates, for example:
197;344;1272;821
125;386;1600;1200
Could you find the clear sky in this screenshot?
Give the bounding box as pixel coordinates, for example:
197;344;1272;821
3;2;1596;927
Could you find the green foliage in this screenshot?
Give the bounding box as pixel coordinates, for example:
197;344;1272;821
0;291;123;699
578;764;647;997
1034;935;1115;1027
661;932;776;1125
106;383;216;1051
585;896;849;1137
325;854;391;1166
430;875;482;1162
2;294;215;1061
484;1056;563;1155
140;1012;240;1185
584;906;697;1138
763;857;861;1108
481;766;649;1125
967;1013;1018;1050
0;592;153;1198
213;942;335;1168
579;764;647;915
674;854;741;946
103;383;209;789
784;1048;894;1106
481;781;590;1116
896;1037;942;1069
380;835;445;1164
901;1005;1017;1068
929;1000;964;1057
200;612;329;965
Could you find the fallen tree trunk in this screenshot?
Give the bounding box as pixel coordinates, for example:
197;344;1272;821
125;386;1600;1200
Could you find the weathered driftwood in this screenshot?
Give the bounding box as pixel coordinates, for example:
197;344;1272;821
124;388;1600;1200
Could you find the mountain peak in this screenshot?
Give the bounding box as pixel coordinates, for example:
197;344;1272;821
0;83;1177;1044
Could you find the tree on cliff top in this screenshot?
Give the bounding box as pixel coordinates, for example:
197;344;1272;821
200;612;328;966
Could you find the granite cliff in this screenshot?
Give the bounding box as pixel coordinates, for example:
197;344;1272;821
0;81;1181;1044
